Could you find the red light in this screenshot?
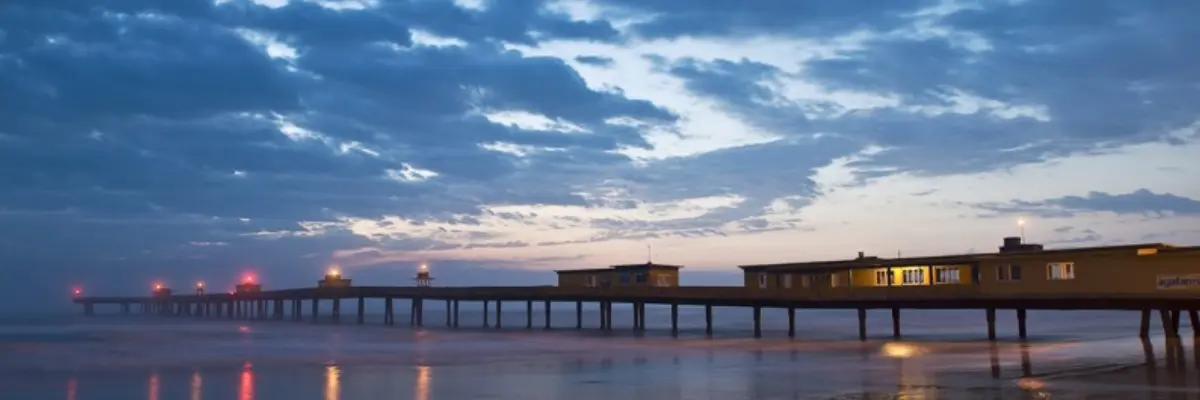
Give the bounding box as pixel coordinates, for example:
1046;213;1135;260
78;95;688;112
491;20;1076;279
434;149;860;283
72;288;82;296
244;274;255;283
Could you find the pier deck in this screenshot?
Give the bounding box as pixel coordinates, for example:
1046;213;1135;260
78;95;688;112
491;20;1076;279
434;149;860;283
74;286;1200;341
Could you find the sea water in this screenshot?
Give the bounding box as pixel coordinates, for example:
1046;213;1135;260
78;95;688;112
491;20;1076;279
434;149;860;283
1;307;1197;399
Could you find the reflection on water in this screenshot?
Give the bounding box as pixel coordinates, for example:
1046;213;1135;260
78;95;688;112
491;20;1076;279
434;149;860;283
66;377;76;400
325;364;340;400
190;371;202;400
148;372;159;400
415;365;430;400
240;362;254;400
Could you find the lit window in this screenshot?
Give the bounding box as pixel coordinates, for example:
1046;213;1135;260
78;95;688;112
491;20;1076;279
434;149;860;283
875;270;893;286
800;275;811;288
1137;248;1158;256
934;268;960;284
831;273;843;288
1047;262;1075;280
656;275;669;287
585;275;597;287
997;265;1022;282
782;274;793;289
900;268;923;285
758;273;768;289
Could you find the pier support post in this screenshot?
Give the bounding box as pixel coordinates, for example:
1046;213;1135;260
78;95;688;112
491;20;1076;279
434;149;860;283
891;308;901;339
575;301;582;330
526;301;534;329
229;301;236;319
384;297;393;325
1160;309;1179;340
986;308;997;341
857;308;867;341
606;302;613;330
638;303;646;331
1017;308;1028;339
544;301;552;330
752;306;762;338
452;300;459;328
599;301;607;330
446;300;452;327
632;302;640;331
410;300;417;326
1140;309;1151;338
311;298;319;322
671;303;679;337
357;297;365;325
483;300;489;327
416;299;424;327
1189;310;1199;338
332;298;341;323
788;307;796;338
494;300;501;329
1171;310;1182;334
705;305;713;337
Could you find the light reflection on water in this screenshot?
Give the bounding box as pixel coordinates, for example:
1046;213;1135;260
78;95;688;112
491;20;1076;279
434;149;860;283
325;364;340;400
240;362;254;400
39;338;1200;400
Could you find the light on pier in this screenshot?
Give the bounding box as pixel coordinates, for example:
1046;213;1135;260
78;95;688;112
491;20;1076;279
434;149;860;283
196;281;205;295
415;263;434;287
72;287;82;297
319;264;351;289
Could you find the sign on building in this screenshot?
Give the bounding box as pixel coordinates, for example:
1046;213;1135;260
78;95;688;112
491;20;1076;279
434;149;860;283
1156;274;1200;290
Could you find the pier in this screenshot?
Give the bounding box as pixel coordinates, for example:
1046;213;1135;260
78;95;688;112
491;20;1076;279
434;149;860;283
74;285;1200;341
73;237;1200;341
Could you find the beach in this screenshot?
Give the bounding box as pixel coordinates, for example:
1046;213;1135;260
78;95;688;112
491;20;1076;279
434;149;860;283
1;308;1197;399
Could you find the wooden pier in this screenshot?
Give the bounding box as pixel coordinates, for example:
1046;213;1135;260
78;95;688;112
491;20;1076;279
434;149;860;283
74;286;1200;341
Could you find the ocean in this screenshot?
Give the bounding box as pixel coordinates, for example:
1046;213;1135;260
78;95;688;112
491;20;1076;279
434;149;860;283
1;306;1197;399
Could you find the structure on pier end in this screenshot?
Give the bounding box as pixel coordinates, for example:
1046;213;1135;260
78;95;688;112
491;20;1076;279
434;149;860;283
556;262;683;288
414;263;434;287
152;283;172;297
195;281;205;295
235;275;262;294
319;267;352;289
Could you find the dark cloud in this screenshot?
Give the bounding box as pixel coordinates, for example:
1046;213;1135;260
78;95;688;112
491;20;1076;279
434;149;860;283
0;0;678;290
661;0;1200;176
976;189;1200;219
599;0;932;39
574;55;615;67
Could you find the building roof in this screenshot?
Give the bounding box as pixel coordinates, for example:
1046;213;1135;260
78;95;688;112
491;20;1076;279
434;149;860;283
555;262;684;274
739;242;1177;272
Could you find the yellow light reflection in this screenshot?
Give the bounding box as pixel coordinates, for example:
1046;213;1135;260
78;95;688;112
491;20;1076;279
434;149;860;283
190;371;202;400
415;365;431;400
324;364;341;400
881;342;925;359
148;372;160;400
239;362;255;400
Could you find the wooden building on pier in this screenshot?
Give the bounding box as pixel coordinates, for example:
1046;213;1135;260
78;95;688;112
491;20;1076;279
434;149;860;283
556;262;683;288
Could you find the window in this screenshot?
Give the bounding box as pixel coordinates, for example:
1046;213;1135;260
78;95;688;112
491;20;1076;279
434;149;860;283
934;267;960;284
656;275;669;287
758;273;768;289
1047;262;1075;280
801;275;812;288
899;268;924;285
635;273;647;283
619;273;630;283
1138;248;1158;256
874;270;893;286
831;273;843;288
997;265;1022;282
782;274;793;289
585;275;598;287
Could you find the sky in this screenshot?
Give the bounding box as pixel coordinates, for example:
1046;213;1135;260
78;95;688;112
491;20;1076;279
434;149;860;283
2;0;1199;311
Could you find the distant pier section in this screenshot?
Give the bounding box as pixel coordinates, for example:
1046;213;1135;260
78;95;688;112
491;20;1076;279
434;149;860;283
74;237;1200;341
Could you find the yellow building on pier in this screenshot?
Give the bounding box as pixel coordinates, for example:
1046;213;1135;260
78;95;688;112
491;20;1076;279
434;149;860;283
739;237;1200;298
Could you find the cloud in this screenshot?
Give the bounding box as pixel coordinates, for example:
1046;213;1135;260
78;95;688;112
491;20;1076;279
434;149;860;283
977;189;1200;219
574;55;615;67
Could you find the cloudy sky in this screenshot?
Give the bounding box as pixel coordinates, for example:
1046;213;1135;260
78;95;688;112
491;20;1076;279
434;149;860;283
2;0;1198;308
